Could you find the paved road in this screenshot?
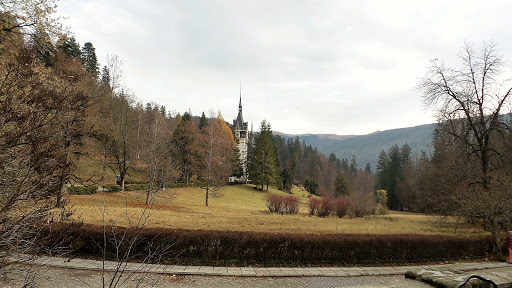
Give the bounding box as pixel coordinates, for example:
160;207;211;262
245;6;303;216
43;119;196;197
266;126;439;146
3;255;511;287
1;265;432;287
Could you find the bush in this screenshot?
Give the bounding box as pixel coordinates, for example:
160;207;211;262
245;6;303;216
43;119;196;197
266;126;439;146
333;198;352;218
282;195;299;214
308;198;321;215
125;184;147;191
105;185;121;193
267;194;299;215
67;186;97;195
317;197;333;218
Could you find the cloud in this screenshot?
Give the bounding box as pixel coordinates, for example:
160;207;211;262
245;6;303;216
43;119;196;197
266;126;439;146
58;0;512;135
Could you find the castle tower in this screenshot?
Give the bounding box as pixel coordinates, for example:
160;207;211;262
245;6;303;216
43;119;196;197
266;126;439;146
233;87;249;178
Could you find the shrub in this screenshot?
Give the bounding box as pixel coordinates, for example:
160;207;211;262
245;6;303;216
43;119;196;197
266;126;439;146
318;197;333;218
105;185;121;193
267;194;299;215
67;186;97;195
282;195;299;214
333;198;352;218
125;184;147;191
308;198;321;215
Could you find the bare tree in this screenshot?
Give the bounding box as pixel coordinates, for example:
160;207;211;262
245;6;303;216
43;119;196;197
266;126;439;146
107;89;137;191
418;41;512;254
142;105;173;205
199;112;236;206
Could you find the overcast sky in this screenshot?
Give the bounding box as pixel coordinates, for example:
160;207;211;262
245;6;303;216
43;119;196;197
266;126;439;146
58;0;512;135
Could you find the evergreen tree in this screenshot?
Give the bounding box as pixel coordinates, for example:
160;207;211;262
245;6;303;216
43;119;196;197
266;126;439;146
364;162;372;175
249;120;280;191
159;105;167;117
375;150;389;193
340;158;350;175
334;172;351;197
199;111;208;130
182;111;192;122
100;65;111;88
81;42;98;77
386;144;402;210
400;143;411;166
350;154;357;176
328;152;337;163
56;36;81;58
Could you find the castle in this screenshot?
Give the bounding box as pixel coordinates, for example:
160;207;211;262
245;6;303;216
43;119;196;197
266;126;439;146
232;90;252;181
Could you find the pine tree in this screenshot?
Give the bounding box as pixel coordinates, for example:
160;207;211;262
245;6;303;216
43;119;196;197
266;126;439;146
198;111;208;130
57;36;81;58
81;42;98;77
249;120;280;191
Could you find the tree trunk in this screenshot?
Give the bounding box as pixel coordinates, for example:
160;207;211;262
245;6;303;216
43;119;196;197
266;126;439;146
489;218;503;256
205;185;209;207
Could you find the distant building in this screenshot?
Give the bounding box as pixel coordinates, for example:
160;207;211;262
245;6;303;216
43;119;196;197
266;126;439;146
232;89;253;181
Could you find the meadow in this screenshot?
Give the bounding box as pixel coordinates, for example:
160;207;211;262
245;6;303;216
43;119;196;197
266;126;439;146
68;184;485;236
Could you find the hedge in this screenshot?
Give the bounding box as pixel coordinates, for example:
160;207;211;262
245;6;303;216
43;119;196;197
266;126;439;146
67;186;97;195
40;224;493;266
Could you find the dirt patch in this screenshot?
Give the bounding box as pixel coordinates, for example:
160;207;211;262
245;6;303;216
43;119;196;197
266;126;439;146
128;201;185;211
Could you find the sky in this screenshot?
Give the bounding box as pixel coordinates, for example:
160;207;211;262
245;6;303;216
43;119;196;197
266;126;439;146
57;0;512;135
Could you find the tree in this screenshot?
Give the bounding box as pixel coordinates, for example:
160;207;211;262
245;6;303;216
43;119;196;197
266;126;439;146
81;42;98;77
199;112;236;206
334;172;351;197
0;43;87;275
249;120;280;191
105;88;139;191
418;41;512;254
350;169;376;217
0;0;62;36
364;162;372;175
56;35;81;58
349;154;357;176
171;115;200;187
375;150;389;193
198;111;208;130
142;107;171;204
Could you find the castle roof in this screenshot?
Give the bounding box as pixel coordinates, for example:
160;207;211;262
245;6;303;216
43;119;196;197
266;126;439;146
233;93;247;131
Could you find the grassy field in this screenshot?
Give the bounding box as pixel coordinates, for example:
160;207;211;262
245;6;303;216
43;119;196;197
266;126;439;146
68;184;485;236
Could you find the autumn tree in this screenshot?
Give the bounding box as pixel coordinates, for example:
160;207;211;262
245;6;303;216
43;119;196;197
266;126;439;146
171;113;200;187
0;42;89;269
418;41;512;254
199;112;236;206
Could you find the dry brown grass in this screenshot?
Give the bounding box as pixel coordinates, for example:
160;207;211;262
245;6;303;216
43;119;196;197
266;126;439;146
68;185;485;236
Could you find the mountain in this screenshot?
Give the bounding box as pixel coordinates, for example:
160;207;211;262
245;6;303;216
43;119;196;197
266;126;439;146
276;123;436;172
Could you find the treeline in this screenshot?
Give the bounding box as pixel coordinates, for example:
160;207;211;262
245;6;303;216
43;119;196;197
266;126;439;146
272;134;373;198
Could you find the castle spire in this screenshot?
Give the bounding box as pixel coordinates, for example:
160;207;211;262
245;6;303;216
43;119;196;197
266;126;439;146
239;80;242;110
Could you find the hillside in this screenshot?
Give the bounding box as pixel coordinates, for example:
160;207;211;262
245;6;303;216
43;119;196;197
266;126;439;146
277;123;436;170
68;185;481;235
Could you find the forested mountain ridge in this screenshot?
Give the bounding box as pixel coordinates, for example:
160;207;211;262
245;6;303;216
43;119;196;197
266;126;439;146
276;123;436;171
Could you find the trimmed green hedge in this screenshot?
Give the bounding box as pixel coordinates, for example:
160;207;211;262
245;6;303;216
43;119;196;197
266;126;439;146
41;224;493;266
